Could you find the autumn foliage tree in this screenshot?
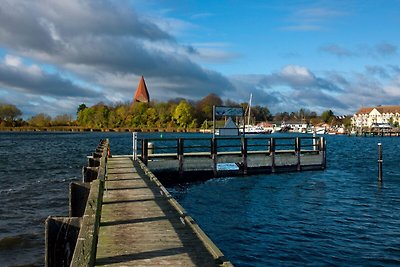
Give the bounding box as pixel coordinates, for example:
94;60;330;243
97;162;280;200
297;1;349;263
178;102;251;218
0;103;22;126
173;100;196;128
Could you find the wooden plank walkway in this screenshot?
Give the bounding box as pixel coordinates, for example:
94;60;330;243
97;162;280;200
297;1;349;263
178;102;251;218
95;156;229;266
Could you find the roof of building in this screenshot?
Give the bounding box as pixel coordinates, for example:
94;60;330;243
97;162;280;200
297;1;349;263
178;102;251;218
355;107;374;115
355;106;400;115
375;106;400;114
133;76;150;103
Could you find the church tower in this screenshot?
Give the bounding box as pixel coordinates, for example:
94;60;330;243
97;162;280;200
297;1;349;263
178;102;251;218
132;76;150;105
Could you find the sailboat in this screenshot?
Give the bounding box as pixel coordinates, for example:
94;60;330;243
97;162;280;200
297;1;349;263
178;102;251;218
239;94;269;134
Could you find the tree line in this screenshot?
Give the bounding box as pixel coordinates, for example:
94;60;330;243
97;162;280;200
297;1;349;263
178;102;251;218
0;93;341;129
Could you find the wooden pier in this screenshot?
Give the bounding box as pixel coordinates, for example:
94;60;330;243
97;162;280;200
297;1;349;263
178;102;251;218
96;156;231;266
46;139;232;267
351;129;400;137
46;135;326;266
136;136;326;183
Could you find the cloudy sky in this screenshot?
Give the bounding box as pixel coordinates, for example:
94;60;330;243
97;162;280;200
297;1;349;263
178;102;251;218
0;0;399;118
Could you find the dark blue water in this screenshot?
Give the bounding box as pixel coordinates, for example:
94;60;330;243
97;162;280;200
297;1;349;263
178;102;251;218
1;132;400;266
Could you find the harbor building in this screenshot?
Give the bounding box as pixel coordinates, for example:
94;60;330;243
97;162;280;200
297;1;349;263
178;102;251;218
352;106;400;128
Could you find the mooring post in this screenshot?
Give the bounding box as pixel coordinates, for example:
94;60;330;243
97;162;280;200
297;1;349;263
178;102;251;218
295;137;301;171
241;137;248;175
319;137;326;169
178;138;184;177
211;138;218;176
270;138;276;173
378;143;383;182
132;132;138;160
142;139;148;165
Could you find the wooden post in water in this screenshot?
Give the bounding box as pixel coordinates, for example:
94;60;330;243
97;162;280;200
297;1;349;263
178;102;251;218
378;143;383;182
270;137;276;173
178;138;184;177
295;137;301;171
211;138;218;176
142;139;148;165
320;137;326;169
241;137;248;174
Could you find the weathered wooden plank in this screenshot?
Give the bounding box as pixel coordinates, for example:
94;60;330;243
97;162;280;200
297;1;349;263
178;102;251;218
95;157;231;266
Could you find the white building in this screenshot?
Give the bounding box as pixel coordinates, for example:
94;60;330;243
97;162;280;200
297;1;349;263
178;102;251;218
352;106;400;128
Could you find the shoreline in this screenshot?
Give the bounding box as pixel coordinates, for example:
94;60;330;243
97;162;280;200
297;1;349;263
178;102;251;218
0;126;207;133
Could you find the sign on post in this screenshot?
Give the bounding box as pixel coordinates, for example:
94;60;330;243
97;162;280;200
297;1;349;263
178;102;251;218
213;106;244;138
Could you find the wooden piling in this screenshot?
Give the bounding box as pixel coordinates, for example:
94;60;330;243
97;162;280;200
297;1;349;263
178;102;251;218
270;138;276;173
241;137;248;174
178;138;184;177
69;182;90;217
295;137;301;171
378;143;383;182
212;138;218;176
45;217;81;267
320;137;326;169
142;139;148;165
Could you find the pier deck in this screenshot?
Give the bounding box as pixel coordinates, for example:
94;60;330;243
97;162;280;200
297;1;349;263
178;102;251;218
95;156;230;266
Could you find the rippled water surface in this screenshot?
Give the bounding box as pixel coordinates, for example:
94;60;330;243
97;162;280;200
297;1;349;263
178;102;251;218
1;132;400;266
170;135;400;266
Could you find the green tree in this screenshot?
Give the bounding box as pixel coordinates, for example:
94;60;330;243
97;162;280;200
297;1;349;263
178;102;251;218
93;103;110;128
0;103;22;123
196;93;223;121
77;103;87;115
29;113;52;127
52;114;73;126
321;110;335;123
274;112;290;122
252;105;273;122
145;107;158;127
173;100;195;128
129;102;149;127
154;102;173;128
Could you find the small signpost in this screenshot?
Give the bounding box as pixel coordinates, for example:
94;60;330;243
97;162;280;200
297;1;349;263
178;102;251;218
212;106;244;138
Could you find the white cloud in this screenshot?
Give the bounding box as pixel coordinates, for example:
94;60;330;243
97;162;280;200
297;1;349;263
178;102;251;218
280;65;314;81
4;55;22;67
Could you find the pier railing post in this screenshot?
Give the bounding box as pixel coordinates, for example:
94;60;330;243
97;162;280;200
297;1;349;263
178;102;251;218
378;143;383;182
295;137;301;171
312;133;317;151
241;137;248;174
132;132;138;160
270;138;276;173
142;139;148;165
211;138;217;176
178;138;184;177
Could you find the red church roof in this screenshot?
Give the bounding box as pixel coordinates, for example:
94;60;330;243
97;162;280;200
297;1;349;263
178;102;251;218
133;76;150;103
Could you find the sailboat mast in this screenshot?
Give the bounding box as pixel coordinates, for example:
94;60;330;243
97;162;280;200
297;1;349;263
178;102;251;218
247;93;252;125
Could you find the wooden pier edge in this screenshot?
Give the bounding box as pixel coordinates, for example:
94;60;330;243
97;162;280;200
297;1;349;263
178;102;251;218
137;159;234;267
45;139;109;267
69;141;108;266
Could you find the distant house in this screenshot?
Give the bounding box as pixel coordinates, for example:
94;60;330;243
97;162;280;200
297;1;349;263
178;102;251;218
352;106;400;128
